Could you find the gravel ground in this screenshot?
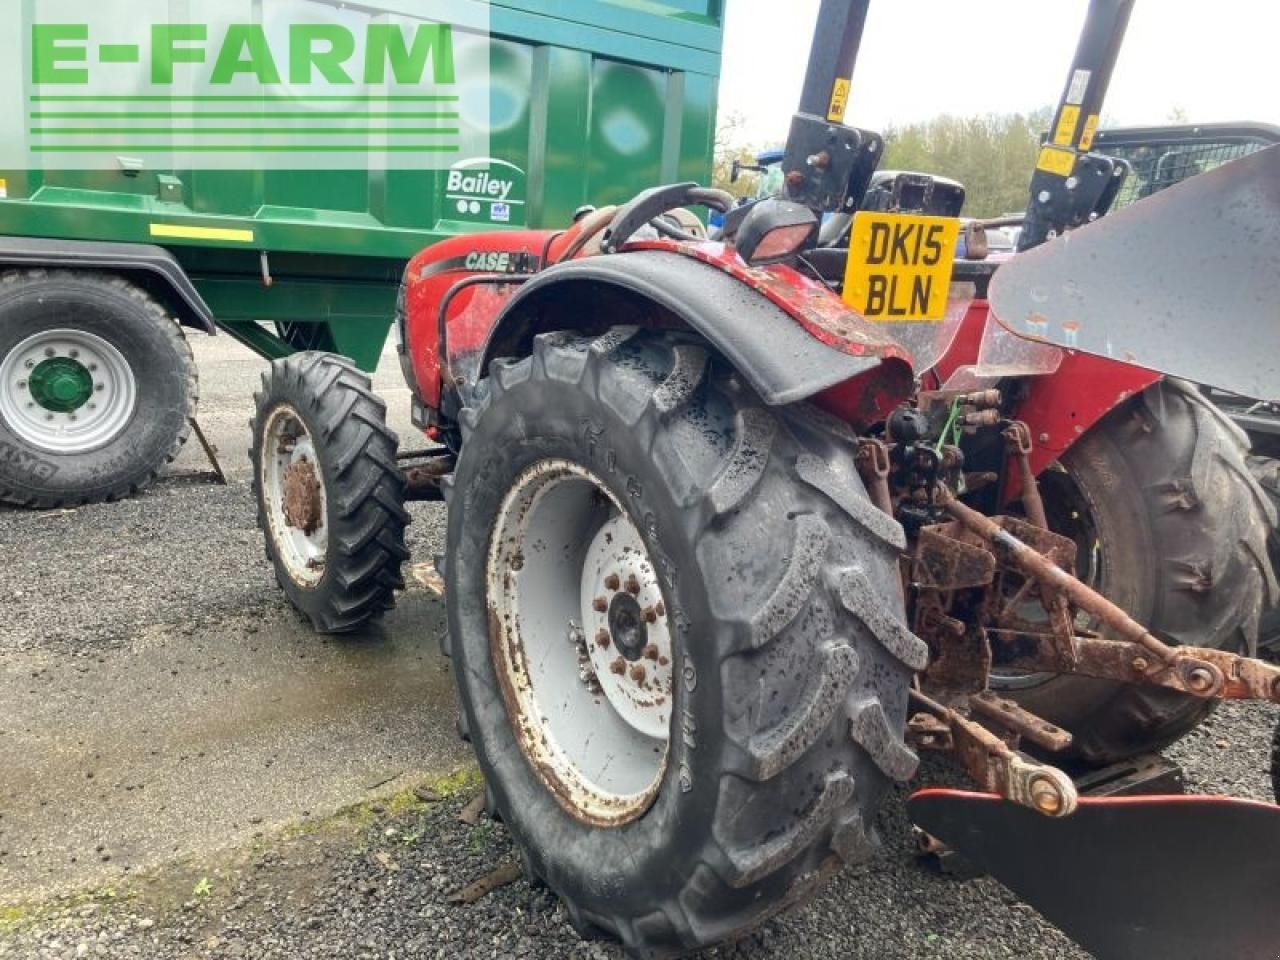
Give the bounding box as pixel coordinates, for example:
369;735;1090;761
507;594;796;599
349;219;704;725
2;697;1275;960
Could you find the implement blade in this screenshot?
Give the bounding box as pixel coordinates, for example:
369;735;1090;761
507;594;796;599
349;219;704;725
990;145;1280;401
909;789;1280;959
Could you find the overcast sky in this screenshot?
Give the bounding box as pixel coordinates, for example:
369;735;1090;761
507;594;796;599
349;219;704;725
718;0;1280;147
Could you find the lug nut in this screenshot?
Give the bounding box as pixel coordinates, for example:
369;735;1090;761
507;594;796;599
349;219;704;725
1029;778;1065;816
643;644;660;662
625;574;641;596
69;349;79;359
604;574;621;592
17;380;26;390
629;664;647;685
595;629;611;649
44;347;55;358
1186;667;1216;695
609;657;626;676
95;384;105;392
643;606;658;624
593;596;609;613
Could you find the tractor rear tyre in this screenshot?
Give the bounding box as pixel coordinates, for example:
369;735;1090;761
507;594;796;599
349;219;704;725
1002;381;1277;766
441;329;926;957
250;352;409;634
0;270;196;508
1248;456;1280;654
1272;720;1280;803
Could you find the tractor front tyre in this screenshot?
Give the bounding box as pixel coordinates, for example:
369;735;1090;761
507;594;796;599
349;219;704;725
0;270;196;508
1003;381;1278;766
442;329;926;956
250;352;409;634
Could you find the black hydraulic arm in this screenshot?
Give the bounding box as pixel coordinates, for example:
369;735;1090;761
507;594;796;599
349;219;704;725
782;0;882;216
797;0;871;122
1019;0;1137;251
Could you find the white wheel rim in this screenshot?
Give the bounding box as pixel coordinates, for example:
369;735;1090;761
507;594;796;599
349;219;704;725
487;460;674;827
260;405;329;588
0;329;137;453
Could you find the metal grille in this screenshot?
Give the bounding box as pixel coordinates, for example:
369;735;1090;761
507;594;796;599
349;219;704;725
1100;135;1273;211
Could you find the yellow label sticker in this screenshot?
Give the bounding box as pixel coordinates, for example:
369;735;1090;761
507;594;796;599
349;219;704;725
1079;114;1100;152
0;178;7;199
150;223;255;244
843;213;960;323
1036;146;1077;178
827;78;851;123
1053;105;1081;147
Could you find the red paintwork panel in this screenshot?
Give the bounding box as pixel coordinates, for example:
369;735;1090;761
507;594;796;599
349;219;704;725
625;240;913;366
405;233;919;422
930;298;1161;486
404;230;556;407
403;228;1162;482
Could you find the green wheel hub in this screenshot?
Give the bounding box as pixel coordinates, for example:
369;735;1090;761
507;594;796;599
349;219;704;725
28;357;94;413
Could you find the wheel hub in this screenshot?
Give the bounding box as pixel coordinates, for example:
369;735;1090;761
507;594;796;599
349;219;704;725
0;329;136;454
281;458;323;535
580;513;674;742
29;357;94;413
487;459;672;826
260;406;328;587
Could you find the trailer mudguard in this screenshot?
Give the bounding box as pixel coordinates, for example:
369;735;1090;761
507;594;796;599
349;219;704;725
0;236;216;334
475;249;909;409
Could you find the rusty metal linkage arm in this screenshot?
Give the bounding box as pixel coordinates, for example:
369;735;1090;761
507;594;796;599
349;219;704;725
938;485;1280;705
910;689;1078;818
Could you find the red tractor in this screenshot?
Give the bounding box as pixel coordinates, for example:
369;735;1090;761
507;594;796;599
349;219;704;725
251;1;1280;955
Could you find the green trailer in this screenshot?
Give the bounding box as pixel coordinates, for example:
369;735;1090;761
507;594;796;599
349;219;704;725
0;0;723;507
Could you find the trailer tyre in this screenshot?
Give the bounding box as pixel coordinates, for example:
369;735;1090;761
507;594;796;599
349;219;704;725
250;352;409;634
0;269;196;508
1002;381;1278;765
442;329;925;956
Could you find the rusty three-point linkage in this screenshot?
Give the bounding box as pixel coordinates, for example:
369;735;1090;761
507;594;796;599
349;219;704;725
901;423;1280;818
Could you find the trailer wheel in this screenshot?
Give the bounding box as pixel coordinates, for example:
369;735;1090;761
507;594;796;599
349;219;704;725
442;329;925;955
0;270;196;508
250;352;409;634
998;381;1277;766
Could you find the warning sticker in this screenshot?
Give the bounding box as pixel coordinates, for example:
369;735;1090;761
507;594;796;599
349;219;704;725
1079;114;1101;152
1036;146;1077;177
1065;69;1092;105
828;78;851;123
1053;105;1081;147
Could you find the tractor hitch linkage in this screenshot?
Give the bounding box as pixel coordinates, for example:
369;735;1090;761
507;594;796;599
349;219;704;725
881;420;1280;818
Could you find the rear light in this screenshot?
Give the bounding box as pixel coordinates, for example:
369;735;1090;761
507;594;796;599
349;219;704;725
752;223;820;262
734;198;819;265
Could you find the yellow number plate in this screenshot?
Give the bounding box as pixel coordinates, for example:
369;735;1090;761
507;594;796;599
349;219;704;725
843;213;960;322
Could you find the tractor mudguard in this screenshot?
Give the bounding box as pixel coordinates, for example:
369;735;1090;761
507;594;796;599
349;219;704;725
989;144;1280;403
474;245;915;421
0;235;216;334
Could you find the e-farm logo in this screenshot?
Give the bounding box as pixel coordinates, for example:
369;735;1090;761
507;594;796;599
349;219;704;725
4;0;491;171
